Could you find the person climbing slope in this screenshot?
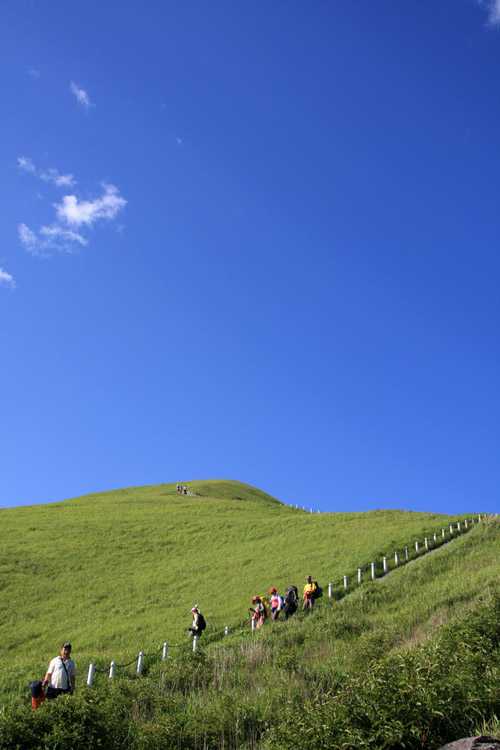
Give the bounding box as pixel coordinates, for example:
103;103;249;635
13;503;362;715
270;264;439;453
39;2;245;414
303;576;317;611
269;587;284;621
249;596;267;628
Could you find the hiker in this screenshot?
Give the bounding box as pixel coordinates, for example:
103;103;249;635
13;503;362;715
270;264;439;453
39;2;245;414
303;576;318;610
42;642;76;699
283;585;299;619
188;606;206;640
269;587;284;621
249;596;267;628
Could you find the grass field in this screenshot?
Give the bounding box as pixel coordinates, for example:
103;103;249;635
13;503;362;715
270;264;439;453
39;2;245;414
0;480;497;749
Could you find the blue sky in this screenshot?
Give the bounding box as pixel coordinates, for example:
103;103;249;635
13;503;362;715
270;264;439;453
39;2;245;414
1;1;499;513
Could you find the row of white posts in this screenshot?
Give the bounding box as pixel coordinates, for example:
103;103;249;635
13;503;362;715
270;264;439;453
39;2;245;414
325;515;483;599
87;626;233;686
86;515;485;686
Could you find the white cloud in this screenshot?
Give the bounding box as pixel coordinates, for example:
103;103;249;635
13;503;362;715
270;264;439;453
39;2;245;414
17;156;36;174
54;183;126;227
40;225;87;246
70;81;93;109
17;156;76;188
18;222;86;254
18;223;38;251
0;268;15;288
39;168;76;188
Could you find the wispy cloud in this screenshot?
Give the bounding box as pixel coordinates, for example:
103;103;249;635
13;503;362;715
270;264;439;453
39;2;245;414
17;156;76;188
478;0;500;24
17;156;36;174
54;184;126;227
27;67;40;79
70;81;93;110
0;268;16;288
18;222;87;255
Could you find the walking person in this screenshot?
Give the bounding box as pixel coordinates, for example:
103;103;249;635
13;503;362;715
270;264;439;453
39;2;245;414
283;585;299;619
303;576;317;611
42;642;76;699
249;596;267;629
269;587;284;621
188;606;206;643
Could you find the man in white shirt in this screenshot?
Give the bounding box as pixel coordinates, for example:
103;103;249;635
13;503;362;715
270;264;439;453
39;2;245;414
42;642;76;699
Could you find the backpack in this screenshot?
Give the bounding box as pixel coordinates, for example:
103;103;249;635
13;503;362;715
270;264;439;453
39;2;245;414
197;613;206;632
312;581;323;599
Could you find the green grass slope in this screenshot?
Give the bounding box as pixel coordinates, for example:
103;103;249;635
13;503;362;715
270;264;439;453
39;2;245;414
0;480;475;704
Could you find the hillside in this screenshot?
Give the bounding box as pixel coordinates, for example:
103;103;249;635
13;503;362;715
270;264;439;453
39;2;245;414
0;479;470;702
1;481;498;750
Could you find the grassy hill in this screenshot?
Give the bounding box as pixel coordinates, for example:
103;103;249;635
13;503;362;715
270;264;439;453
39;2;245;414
0;480;498;749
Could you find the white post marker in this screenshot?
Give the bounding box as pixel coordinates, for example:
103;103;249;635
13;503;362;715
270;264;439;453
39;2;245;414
449;524;454;535
136;651;144;676
479;514;482;522
109;661;116;680
424;537;429;551
251;618;256;632
328;582;333;599
442;528;446;539
383;556;388;573
192;636;198;653
162;642;169;660
404;546;409;561
224;626;229;636
371;562;376;580
464;519;468;530
394;551;399;567
86;663;96;688
433;533;437;543
357;567;362;584
457;521;461;532
415;540;419;554
343;575;349;590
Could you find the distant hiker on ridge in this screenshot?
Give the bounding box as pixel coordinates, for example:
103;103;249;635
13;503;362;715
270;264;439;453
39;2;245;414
42;642;76;699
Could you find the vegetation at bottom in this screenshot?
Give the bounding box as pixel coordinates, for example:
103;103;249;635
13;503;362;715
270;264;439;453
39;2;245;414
0;511;498;750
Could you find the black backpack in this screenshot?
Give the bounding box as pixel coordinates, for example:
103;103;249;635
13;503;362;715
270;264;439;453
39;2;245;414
312;582;323;599
197;613;206;632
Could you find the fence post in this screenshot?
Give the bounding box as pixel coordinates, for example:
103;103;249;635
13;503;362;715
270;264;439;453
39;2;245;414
357;567;362;584
442;528;445;539
457;521;461;532
192;636;198;653
371;562;376;580
86;663;95;687
449;524;454;535
404;546;409;561
383;556;388;574
424;537;429;551
415;541;419;554
464;519;468;530
224;626;229;636
162;642;168;660
328;582;333;599
251;618;256;632
479;514;482;522
394;551;399;567
109;661;116;679
343;575;349;590
433;533;437;543
136;651;144;675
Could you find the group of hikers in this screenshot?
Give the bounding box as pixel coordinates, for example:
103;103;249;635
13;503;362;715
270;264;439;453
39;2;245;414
176;483;190;495
249;575;322;629
30;577;321;709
